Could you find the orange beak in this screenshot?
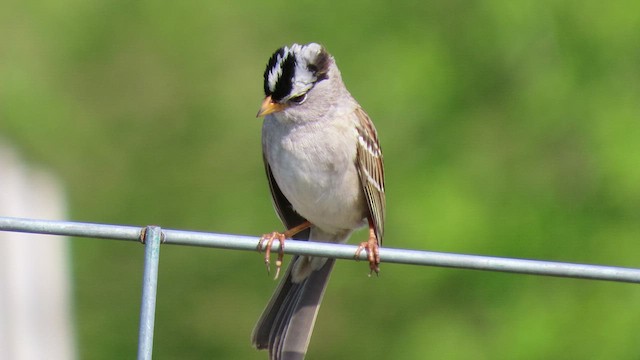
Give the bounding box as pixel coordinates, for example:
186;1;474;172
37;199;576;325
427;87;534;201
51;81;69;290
256;96;285;117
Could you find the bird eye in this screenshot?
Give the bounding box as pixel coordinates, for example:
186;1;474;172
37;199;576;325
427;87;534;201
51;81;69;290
289;94;307;104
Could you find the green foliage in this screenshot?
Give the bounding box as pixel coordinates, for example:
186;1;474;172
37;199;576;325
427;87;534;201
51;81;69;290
2;0;639;359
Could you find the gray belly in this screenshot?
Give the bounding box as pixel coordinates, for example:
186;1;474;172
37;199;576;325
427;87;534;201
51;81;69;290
265;128;367;234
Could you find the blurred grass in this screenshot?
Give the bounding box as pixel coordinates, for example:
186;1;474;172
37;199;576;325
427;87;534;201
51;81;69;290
2;0;640;359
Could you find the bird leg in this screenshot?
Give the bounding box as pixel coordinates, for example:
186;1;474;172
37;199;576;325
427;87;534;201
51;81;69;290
355;218;381;276
258;220;311;279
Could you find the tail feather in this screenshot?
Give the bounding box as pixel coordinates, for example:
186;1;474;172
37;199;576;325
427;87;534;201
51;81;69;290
252;256;335;360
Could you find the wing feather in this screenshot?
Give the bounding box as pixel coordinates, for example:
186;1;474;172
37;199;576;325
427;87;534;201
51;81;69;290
354;107;385;244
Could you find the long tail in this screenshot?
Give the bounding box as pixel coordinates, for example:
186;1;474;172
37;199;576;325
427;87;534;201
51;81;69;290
251;256;335;360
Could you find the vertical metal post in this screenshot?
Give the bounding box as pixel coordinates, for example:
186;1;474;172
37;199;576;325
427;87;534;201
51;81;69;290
137;226;162;360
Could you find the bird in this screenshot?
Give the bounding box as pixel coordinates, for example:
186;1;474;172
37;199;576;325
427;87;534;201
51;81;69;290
252;43;385;360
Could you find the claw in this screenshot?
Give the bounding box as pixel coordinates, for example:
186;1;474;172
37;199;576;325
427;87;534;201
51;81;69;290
256;221;312;280
355;221;381;276
257;232;286;279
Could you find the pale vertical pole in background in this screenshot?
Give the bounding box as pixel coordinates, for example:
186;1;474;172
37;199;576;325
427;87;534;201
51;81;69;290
0;141;76;360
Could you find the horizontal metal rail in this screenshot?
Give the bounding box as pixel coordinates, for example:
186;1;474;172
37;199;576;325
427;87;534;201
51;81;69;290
1;216;639;284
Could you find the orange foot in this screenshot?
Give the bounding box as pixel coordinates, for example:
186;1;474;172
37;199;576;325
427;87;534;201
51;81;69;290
355;219;381;276
257;221;311;279
257;232;286;279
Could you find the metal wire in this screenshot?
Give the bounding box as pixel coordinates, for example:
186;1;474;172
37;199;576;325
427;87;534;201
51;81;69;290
137;226;162;360
1;216;639;284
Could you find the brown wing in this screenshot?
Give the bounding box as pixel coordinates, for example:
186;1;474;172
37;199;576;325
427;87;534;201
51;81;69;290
263;153;311;240
354;107;385;244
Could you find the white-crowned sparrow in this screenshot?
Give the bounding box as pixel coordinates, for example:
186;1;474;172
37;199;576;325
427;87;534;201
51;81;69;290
252;43;385;360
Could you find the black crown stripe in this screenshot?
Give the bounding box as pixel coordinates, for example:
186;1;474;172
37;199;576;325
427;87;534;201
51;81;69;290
271;53;296;101
263;47;285;96
262;44;331;102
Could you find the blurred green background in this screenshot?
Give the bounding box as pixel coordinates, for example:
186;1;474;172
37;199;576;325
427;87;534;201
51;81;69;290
2;0;640;359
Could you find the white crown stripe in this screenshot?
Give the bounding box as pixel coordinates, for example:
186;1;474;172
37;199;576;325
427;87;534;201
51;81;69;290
265;43;325;101
267;50;288;93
